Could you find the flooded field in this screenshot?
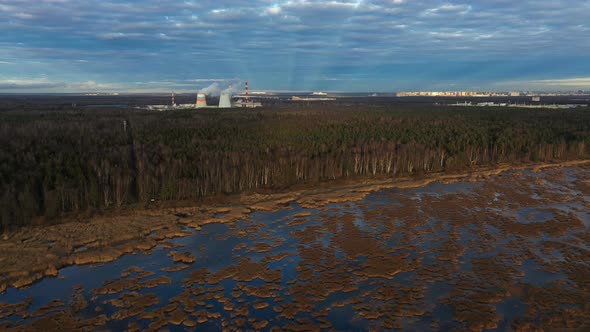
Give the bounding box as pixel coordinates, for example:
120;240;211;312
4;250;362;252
1;166;589;331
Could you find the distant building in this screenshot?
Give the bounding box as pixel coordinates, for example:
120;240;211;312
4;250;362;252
396;91;502;97
532;96;541;102
232;100;263;108
291;96;336;101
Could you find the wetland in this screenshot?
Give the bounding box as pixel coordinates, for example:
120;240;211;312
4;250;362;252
1;163;589;331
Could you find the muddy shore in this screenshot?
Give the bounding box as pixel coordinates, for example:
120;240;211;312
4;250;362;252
1;160;589;293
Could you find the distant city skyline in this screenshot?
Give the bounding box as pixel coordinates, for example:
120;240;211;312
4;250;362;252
1;0;590;93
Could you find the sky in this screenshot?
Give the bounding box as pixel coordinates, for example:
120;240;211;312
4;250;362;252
1;0;590;93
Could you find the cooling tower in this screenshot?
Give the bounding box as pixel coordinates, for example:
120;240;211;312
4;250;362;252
196;93;207;108
219;92;231;108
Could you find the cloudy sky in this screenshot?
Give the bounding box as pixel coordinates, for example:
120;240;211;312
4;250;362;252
1;0;590;92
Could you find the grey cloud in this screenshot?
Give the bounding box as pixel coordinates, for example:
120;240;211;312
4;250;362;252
0;82;66;89
1;0;589;91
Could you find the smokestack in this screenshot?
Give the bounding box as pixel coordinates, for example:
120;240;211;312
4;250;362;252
245;81;249;103
196;93;207;108
171;92;176;106
219;92;231;108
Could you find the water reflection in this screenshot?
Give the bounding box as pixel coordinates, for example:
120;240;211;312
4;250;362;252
1;167;588;331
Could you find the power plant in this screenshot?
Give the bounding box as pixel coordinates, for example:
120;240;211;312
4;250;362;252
229;82;262;108
218;92;232;108
145;82;262;111
196;93;208;108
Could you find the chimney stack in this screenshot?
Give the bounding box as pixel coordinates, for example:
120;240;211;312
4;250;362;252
245;81;249;103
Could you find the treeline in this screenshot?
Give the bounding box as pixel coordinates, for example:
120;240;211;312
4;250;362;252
1;104;589;231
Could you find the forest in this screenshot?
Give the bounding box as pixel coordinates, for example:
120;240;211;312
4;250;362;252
1;101;590;231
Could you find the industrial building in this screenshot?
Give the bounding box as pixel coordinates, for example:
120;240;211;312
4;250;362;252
232;100;263;108
219;92;231;108
145;93;198;111
231;82;263;108
397;91;506;97
291;96;336;101
447;101;587;109
144;82;263;111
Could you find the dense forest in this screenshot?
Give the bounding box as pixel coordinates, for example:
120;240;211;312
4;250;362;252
1;101;590;231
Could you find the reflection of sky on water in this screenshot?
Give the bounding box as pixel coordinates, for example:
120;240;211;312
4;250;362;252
1;167;588;330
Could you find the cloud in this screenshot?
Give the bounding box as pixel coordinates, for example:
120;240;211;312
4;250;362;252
0;77;125;91
264;5;282;15
0;77;211;93
496;77;590;89
190;78;236;82
0;78;66;89
96;32;146;40
319;76;361;81
68;81;117;90
424;4;472;15
13;12;34;19
0;0;588;91
530;77;590;86
429;31;465;39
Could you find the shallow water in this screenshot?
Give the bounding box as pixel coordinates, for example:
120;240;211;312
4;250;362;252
1;167;589;331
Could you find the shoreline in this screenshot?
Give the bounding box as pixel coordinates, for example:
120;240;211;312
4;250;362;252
1;159;589;293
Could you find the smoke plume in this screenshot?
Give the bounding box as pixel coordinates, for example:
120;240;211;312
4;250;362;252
199;83;221;96
221;80;243;96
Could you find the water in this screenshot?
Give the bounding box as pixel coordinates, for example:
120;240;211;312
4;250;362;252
1;167;588;331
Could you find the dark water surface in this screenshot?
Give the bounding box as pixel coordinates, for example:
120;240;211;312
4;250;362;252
1;167;589;331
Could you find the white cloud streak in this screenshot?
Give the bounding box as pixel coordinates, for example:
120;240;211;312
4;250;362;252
496;77;590;89
0;0;589;91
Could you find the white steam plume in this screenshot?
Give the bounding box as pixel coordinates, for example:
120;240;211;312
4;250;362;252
199;83;221;96
221;80;243;96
